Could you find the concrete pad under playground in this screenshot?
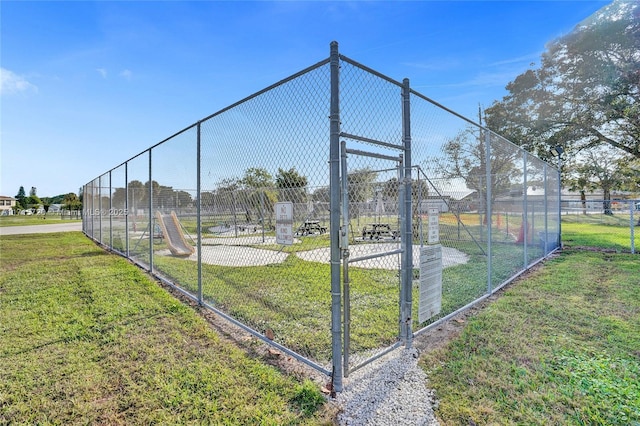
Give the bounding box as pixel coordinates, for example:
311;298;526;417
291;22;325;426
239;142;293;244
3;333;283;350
158;241;468;270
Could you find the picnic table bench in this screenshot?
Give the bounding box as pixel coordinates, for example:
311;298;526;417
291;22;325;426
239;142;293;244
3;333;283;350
362;223;399;240
295;220;327;236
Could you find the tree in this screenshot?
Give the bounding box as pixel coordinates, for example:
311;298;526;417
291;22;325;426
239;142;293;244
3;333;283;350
346;167;378;219
569;147;633;215
174;191;193;209
382;176;429;201
485;1;640;162
311;186;330;202
62;193;82;211
241;167;277;225
111;187;127;209
566;172;595;216
15;186;26;209
127;180;145;213
275;167;308;204
42;199;51;215
616;157;640;194
24;187;42;211
434;126;521;216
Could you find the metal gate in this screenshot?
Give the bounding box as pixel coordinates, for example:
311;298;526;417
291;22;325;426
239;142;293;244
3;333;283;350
340;139;410;376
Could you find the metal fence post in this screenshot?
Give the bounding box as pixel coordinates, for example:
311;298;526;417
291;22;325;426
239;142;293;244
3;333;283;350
631;200;636;254
109;171;113;249
398;155;407;342
556;149;563;248
485;131;492;294
401;78;413;347
523;151;528;267
148;149;153;273
543;163;548;253
329;40;343;393
125;162;129;257
98;177;103;244
197;122;203;304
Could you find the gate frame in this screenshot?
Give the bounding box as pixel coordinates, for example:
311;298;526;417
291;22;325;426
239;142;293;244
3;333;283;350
329;42;414;390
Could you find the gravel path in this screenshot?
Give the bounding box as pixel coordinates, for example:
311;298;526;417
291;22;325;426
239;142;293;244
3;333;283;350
334;347;439;426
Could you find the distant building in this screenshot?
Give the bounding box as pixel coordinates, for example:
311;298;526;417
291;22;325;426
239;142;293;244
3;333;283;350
0;196;16;215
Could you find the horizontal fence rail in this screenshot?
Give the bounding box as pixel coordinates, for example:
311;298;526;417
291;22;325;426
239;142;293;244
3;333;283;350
82;41;562;392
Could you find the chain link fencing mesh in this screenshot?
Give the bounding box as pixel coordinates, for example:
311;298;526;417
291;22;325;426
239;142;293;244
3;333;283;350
82;44;560;381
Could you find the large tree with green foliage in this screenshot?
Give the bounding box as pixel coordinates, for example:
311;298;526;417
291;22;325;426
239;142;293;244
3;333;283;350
275;167;308;204
62;193;82;211
434;126;522;214
567;147;631;215
485;1;639;163
241;167;277;225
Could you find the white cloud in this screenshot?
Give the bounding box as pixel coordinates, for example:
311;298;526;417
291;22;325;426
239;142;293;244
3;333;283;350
97;68;108;79
0;68;38;95
488;53;541;67
119;69;132;81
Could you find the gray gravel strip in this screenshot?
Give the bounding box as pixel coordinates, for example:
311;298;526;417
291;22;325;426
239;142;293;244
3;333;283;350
335;347;439;426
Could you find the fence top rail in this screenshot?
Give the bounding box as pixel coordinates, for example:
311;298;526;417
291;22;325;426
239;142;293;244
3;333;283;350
83;45;559;187
84;57;331;186
198;57;330;124
339;54;404;88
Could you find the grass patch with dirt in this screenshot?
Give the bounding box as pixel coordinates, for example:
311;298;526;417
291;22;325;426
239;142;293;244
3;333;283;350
0;232;328;425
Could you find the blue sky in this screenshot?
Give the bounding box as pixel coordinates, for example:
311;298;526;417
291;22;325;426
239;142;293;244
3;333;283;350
1;0;608;198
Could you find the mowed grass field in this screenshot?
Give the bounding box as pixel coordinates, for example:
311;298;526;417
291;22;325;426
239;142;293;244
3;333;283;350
421;216;640;425
0;215;81;227
0;232;330;425
2;216;638;425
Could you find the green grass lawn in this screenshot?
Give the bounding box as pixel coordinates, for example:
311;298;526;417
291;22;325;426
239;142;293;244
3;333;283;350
0;232;329;425
562;215;636;252
0;214;81;227
421;247;640;425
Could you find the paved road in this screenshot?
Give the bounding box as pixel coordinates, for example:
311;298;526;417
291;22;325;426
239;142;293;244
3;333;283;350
0;221;83;236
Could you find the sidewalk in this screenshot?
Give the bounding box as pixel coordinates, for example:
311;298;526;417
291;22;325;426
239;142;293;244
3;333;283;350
0;221;82;236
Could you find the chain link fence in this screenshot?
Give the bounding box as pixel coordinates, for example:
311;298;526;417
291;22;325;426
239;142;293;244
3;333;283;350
561;198;637;253
82;42;560;391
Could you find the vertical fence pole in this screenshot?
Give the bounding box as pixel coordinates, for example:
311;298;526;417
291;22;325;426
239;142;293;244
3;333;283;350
329;40;343;393
125;163;129;257
630;201;635;254
523;151;528;267
149;150;153;273
485;131;492;294
98;177;103;244
398;155;406;342
543;164;548;254
197;122;203;304
401;78;413;347
109;171;113;249
557;154;562;249
81;185;84;233
90;181;94;238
